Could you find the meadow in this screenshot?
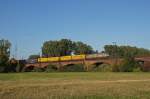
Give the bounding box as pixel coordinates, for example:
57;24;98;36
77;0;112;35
0;72;150;99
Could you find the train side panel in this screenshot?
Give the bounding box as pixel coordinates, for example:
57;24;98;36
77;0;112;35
38;57;59;62
72;55;85;60
37;54;105;63
47;57;59;62
38;58;48;62
86;54;109;59
60;56;72;61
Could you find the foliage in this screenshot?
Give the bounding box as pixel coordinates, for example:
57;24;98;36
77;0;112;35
119;56;140;72
104;45;118;57
5;58;18;72
0;55;9;72
92;64;112;72
0;39;11;57
104;45;150;72
133;67;142;72
104;45;150;58
42;39;94;57
111;64;120;72
28;54;40;59
0;39;11;72
17;60;26;72
62;64;85;72
33;67;45;72
74;41;93;54
45;64;58;72
42;39;73;57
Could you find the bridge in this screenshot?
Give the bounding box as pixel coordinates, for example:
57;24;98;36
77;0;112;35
135;57;150;71
24;56;150;71
25;57;121;71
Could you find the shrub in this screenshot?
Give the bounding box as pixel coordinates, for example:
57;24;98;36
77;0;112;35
92;64;112;72
111;64;120;72
45;64;58;72
119;58;141;72
133;67;142;72
0;66;5;73
33;67;45;72
63;64;85;72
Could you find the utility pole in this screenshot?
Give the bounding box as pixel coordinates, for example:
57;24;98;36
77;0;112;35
14;44;18;59
112;42;118;65
15;44;20;72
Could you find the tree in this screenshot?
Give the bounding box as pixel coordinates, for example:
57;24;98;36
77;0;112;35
104;45;150;58
42;40;55;57
42;39;94;57
42;40;63;57
58;39;73;56
104;45;149;72
119;54;139;72
0;39;11;72
104;45;117;57
28;54;40;59
74;41;93;54
7;58;18;72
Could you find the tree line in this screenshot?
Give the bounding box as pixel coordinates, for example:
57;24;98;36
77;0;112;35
1;38;150;73
104;45;150;72
104;45;150;58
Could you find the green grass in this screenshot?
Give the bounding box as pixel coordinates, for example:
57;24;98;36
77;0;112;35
0;72;150;99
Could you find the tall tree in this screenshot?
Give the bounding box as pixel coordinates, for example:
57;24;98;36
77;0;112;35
74;41;93;54
42;40;62;57
59;39;73;56
104;45;150;58
28;54;40;59
0;39;11;72
42;39;94;57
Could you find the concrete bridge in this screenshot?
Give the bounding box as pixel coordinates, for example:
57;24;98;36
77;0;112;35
25;57;121;71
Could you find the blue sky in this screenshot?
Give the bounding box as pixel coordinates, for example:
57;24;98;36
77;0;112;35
0;0;150;59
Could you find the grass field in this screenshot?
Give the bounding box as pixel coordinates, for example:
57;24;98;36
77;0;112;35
0;72;150;99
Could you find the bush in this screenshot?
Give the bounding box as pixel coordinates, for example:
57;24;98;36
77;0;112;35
133;67;142;72
111;65;120;72
45;64;58;72
119;63;134;72
92;64;112;72
118;58;141;72
33;67;45;72
63;64;85;72
0;66;5;73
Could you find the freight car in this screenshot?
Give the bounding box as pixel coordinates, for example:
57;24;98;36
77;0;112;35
27;53;109;64
37;54;108;63
37;54;86;63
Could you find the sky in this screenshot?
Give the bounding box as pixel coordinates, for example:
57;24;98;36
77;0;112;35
0;0;150;59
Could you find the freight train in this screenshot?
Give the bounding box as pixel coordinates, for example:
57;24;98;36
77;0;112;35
27;53;109;64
